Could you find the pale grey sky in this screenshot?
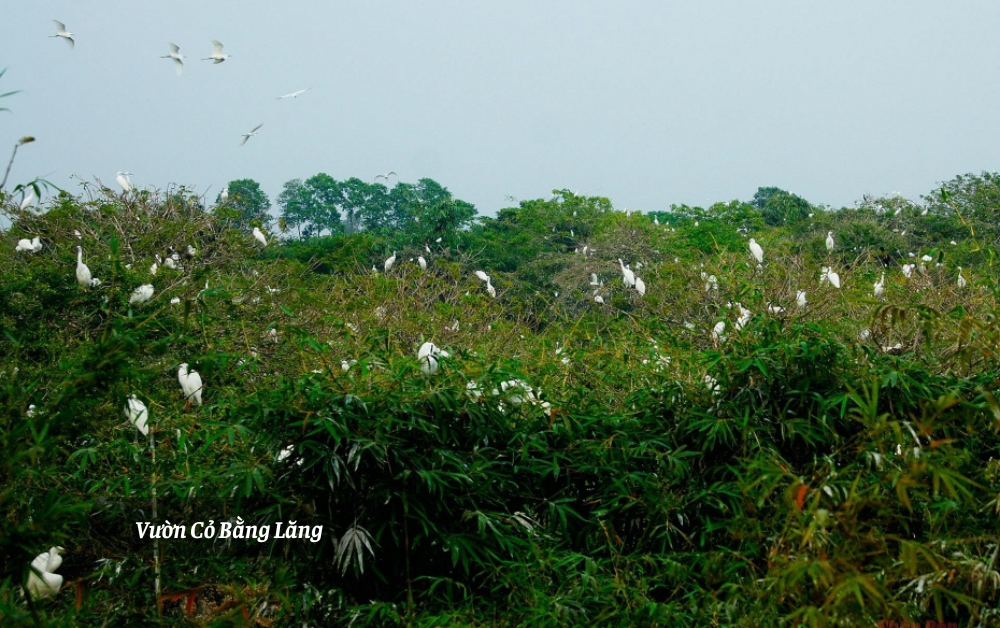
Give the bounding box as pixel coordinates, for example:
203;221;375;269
3;1;999;216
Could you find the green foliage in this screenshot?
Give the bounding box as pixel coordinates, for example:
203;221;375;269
762;190;812;227
220;178;270;228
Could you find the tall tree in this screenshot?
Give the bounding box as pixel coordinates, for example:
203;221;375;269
222;178;270;228
277;178;310;238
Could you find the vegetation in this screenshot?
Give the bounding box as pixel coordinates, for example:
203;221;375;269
1;173;999;627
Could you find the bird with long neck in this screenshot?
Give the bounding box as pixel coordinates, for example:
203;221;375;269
76;246;92;288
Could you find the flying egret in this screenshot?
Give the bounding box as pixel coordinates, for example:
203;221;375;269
202;40;230;64
826;231;835;252
20;189;35;209
417;341;449;375
26;547;63;600
75;246;92;288
50;20;74;49
634;276;646;296
178;363;203;407
618;259;636;288
239;123;263;146
873;272;885;299
129;284;154;304
748;238;764;264
161;43;185;76
384;251;397;272
277;87;311;99
252;227;268;246
957;267;966;289
417;256;427;270
116;172;131;192
124;395;149;436
796;290;807;309
374;171;397;182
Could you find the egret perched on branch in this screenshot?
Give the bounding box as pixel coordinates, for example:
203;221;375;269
827;269;841;289
384;251;397;273
252;227;268;246
75;246;92;288
220;186;229;203
748;238;764;264
590;273;599;286
178;363;203;408
124;395;149;436
634;276;646;296
957;267;967;289
873;272;885;299
26;547;63;600
712;321;726;343
202;40;230;64
826;231;835;252
417;256;427;270
417;342;449;375
618;259;636;288
116;172;131;192
20;189;35;209
50;20;74;49
15;237;41;253
129;284;154;304
796;290;807;309
485;279;496;298
161;43;185;76
474;270;490;283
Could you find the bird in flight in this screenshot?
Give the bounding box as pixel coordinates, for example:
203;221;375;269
202;40;231;64
161;43;185;76
239;123;263;146
374;171;397;182
50;20;74;49
277;88;311;100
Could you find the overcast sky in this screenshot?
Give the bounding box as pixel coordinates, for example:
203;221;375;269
2;1;999;217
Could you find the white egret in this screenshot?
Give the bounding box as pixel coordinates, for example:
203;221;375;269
20;189;35;209
704;275;718;293
50;20;74;49
27;547;63;600
590;273;599;286
384;251;397;272
748;238;764;264
417;256;427;270
704;375;721;395
474;270;490;283
826;231;835;252
417;342;449;375
129;284;154;304
178;363;203;407
901;263;914;279
239;123;263;146
220;187;229;203
75;246;92;288
116;172;131;193
796;290;807;309
15;237;41;253
735;307;752;331
594;294;605;304
374;171;397;182
957;267;966;289
486;280;496;298
827;270;841;289
766;302;784;315
712;321;726;343
161;43;185;76
634;276;646;296
268;328;279;344
618;259;636;288
124;395;149;436
202;40;230;64
277;88;311;99
873;272;885;299
252;227;268;246
90;277;101;288
164;257;177;270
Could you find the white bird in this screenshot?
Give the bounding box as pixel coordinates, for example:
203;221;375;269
901;263;914;279
618;259;636;288
384;251;397;273
766;302;784;315
252;227;268;246
161;43;185;76
124;395;149;436
163;257;178;270
20;189;35;209
827;270;841;289
594;294;605;304
826;231;835;252
50;20;74;49
220;186;229;203
417;256;427;270
796;290;807;309
474;270;490;283
75;246;92;288
178;363;203;406
374;171;397;182
202;40;230;64
748;238;764;264
417;342;449;375
957;267;967;289
873;272;885;299
15;236;41;253
116;172;131;193
27;547;63;600
268;328;279;344
590;273;600;286
240;123;263;146
712;321;726;343
485;280;496;298
704;375;721;395
634;276;646;296
129;284;154;304
277;88;311;99
704;275;718;293
735;307;752;331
